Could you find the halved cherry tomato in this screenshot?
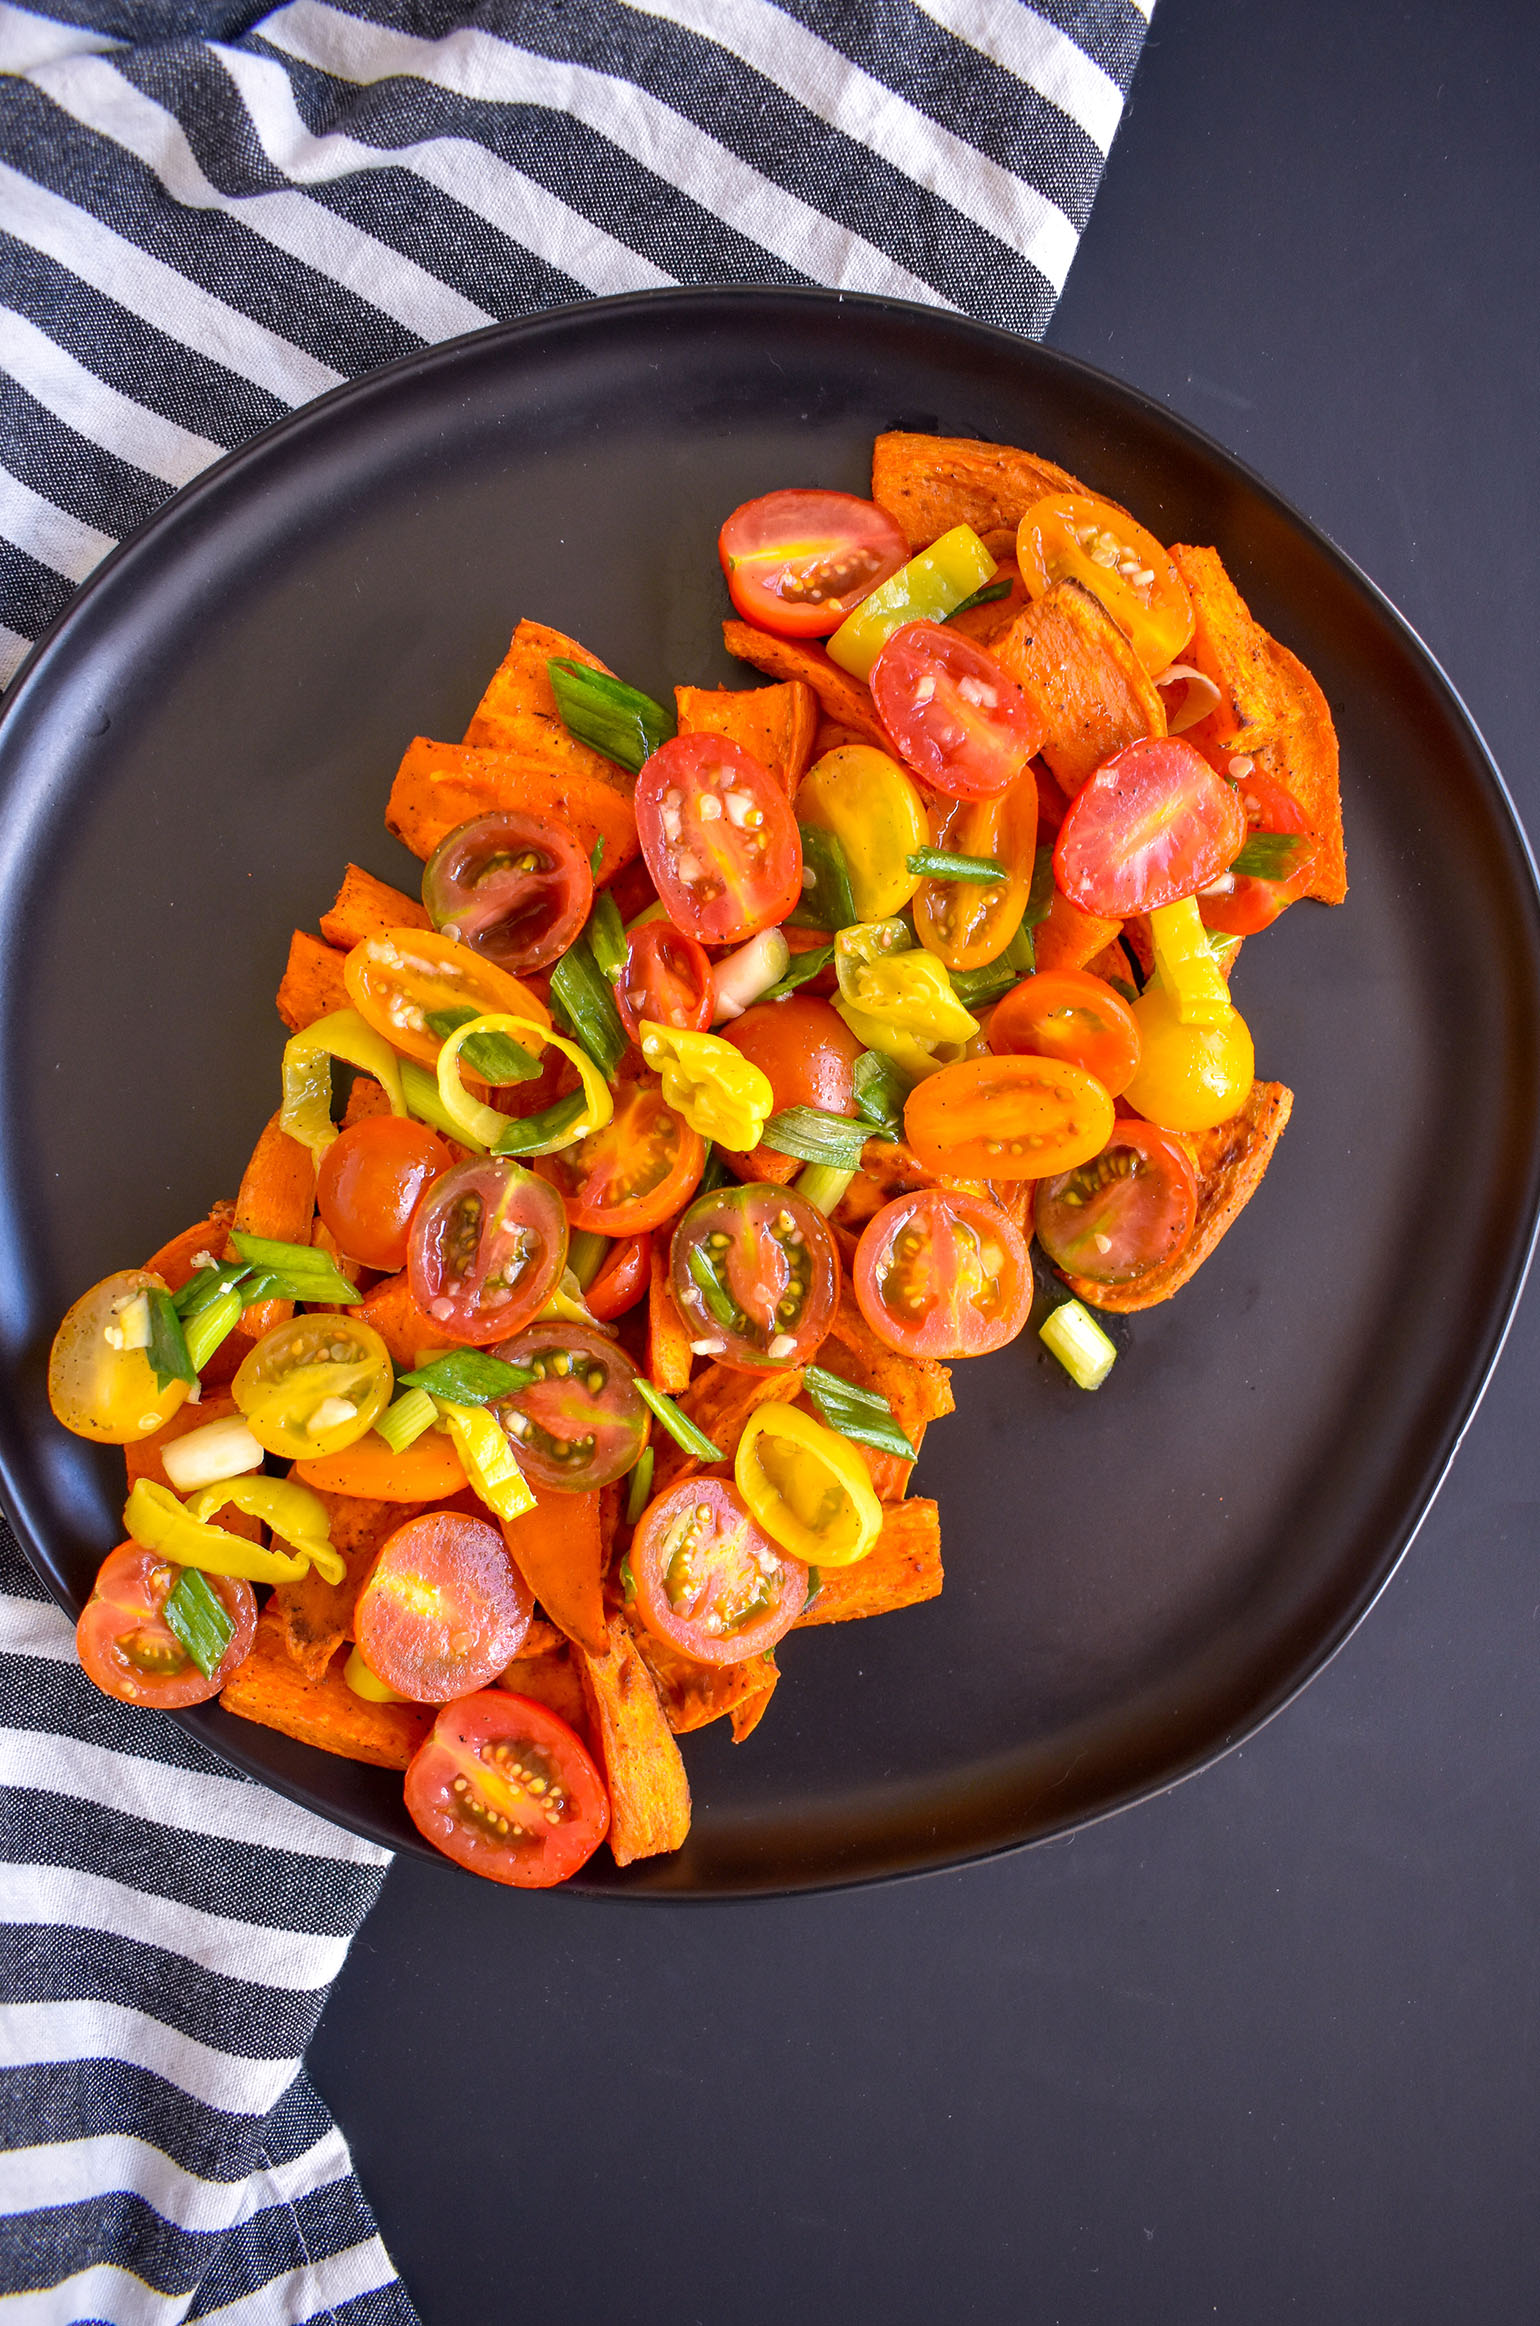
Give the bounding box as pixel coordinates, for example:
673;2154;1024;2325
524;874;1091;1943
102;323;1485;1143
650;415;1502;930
317;1116;453;1272
868;621;1044;799
422;810;593;975
233;1314;394;1456
904;1055;1115;1180
988;968;1141;1097
629;1477;807;1664
1017;492;1193;672
853;1188;1032;1359
49;1269;189;1445
1053;737;1247;918
911;768;1039;971
1034;1120;1198;1286
344;927;549;1069
796;745;927;921
490;1320;650;1492
670;1183;840;1370
533;1077;705;1236
718;489;908;638
635;734;802;945
76;1543;255;1707
585;1233;650;1321
405;1690;609;1887
1199;764;1319;937
407;1157;569;1344
615;920;714;1043
354;1509;532;1701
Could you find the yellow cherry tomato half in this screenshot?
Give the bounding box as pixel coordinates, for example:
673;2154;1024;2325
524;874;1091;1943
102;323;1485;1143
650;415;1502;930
1122;977;1255;1132
734;1402;882;1568
48;1269;190;1444
232;1314;394;1459
1017;493;1193;673
796;745;928;922
911;766;1039;972
904;1054;1115;1180
343;927;550;1069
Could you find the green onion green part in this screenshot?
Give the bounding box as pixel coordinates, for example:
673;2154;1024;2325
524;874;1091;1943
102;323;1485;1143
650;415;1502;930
374;1386;438;1454
1022;847;1057;929
788;823;858;933
906;847;1007;883
590;836;605;878
1040;1298;1117;1391
685;1240;740;1334
697;1145;733;1195
493;1090;590;1156
459;1028;542;1085
949;958;1022;1011
400;1350;535;1405
566;1229;610;1291
549;935;629;1079
793;1162;855;1216
619;1552;637;1604
802;1363;917;1459
803;1565;822;1611
946;577;1013;620
762;940;835;1001
851;1048;911;1133
424;1004;480;1040
624;1446;655;1527
399;1057;471;1145
228;1232;361;1307
1231;831;1311;881
182;1286;245;1374
144;1287;197;1392
547;658;675;775
587;889;628;984
762;1105;868;1169
162;1568;235;1678
634;1378;723;1461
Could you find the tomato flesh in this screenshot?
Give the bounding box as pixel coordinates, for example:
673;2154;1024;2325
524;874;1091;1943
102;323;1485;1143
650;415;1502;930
585;1233;651;1321
408;1157;569;1345
232;1314;394;1457
904;1055;1115;1181
490;1321;650;1492
423;810;593;974
354;1510;533;1701
344;927;548;1069
670;1183;840;1370
405;1690;609;1887
718;489;908;638
1017;493;1194;672
1054;737;1247;919
636;734;803;946
630;1477;807;1664
1199;763;1318;937
317;1116;453;1272
988;968;1141;1097
869;621;1044;799
1034;1120;1198;1286
718;995;863;1176
76;1544;255;1708
910;768;1039;971
533;1076;705;1236
615;921;714;1043
853;1189;1032;1359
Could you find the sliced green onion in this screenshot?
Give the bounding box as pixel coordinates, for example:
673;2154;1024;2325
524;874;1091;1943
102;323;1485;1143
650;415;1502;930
949;958;1022;1011
144;1287;196;1393
946;577;1013;620
762;940;835;1002
788;824;858;932
1004;918;1038;976
587;890;628;984
549;936;629;1079
172;1260;247;1320
400;1350;535;1405
183;1286;246;1374
697;1144;733;1195
427;1002;541;1084
803;1564;822;1611
762;1106;867;1169
1040;1298;1117;1390
548;658;674;775
567;1229;610;1291
374;1387;438;1454
634;1378;723;1461
589;836;605;878
802;1363;916;1460
162;1568;235;1677
493;1090;590;1156
1206;929;1243;978
794;1163;854;1215
400;1056;481;1148
1231;831;1311;881
619;1552;637;1603
624;1446;655;1526
1023;847;1057;930
852;1048;911;1134
685;1240;739;1334
906;847;1006;883
228;1232;361;1307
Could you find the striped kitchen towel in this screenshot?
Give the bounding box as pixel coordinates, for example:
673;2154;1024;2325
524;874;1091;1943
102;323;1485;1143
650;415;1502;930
0;1;1154;2316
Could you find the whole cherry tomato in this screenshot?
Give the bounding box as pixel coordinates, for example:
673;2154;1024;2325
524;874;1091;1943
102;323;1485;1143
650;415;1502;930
317;1116;453;1272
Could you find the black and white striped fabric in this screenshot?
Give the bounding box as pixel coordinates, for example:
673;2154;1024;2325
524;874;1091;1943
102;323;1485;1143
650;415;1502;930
0;1;1153;2314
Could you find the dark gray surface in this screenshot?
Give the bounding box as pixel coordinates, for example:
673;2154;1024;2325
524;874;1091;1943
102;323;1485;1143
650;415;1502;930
305;1;1540;2317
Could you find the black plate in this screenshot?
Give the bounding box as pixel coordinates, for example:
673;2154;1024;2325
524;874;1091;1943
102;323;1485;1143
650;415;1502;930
2;288;1537;1896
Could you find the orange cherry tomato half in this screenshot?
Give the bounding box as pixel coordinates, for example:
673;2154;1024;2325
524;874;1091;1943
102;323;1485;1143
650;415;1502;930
910;768;1039;972
903;1055;1115;1181
1033;1119;1198;1287
718;489;909;638
1199;764;1319;937
1017;492;1193;672
1053;736;1247;919
670;1182;840;1371
988;968;1141;1097
629;1476;808;1664
76;1543;256;1708
853;1188;1033;1360
354;1510;533;1702
635;733;802;945
407;1156;569;1345
344;927;548;1069
534;1077;705;1237
422;809;593;975
584;1232;651;1321
869;621;1045;799
615;920;714;1043
405;1690;609;1887
317;1115;454;1272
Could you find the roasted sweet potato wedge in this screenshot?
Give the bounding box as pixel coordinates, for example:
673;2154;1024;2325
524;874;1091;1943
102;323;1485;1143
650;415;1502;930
722;621;890;749
464;618;613;750
385;736;639;875
871;432;1090;553
676;679;818;797
319;862;430;949
993;580;1166;794
796;1499;943;1626
270;1485;423;1681
225;1110;315;1339
633;1632;780;1738
577;1616;692;1866
276;930;349;1032
501;1489;608;1656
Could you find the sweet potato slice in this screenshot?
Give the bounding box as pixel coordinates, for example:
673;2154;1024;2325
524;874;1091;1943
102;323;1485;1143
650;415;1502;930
872;433;1089;553
1246;642;1346;906
495;1643;593;1745
729;1677;778;1742
633;1632;780;1737
464;619;613;748
221;1611;433;1769
144;1203;235;1292
225;1110;314;1340
1032;887;1125;976
812;717;870;758
500;1489;607;1655
319;863;430;949
276;931;349;1033
269;1486;422;1681
385;736;639;875
944;557;1029;649
1064;1081;1293;1312
797;1499;943;1626
650;1363;805;1499
358;1270;460;1370
722;621;890;750
993;580;1166;795
577;1616;692;1866
646;1246;694;1396
342;1075;393;1128
675;679;818;797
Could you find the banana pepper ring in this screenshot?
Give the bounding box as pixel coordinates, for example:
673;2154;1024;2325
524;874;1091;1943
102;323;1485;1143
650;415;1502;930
437;1401;535;1523
183;1475;346;1587
280;1008;407;1161
124;1477;311;1586
435;1013;612;1155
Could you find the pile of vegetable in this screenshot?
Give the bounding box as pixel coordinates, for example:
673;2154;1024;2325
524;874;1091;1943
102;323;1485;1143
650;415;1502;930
48;430;1343;1887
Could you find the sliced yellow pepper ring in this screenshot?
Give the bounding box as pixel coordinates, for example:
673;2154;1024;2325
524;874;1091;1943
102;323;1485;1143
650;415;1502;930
183;1476;345;1587
1147;896;1233;1028
734;1403;882;1568
835;924;979;1047
435;1013;612;1155
438;1401;535;1522
280;1008;407;1161
636;1022;774;1149
124;1477;309;1585
797;746;927;922
826;525;996;680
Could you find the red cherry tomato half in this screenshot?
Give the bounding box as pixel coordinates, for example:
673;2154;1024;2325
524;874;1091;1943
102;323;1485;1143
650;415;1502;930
853;1188;1033;1360
629;1477;808;1665
584;1233;651;1321
615;920;714;1043
317;1116;454;1272
635;734;802;946
354;1509;533;1701
718;489;909;638
422;810;593;975
489;1320;650;1493
533;1077;705;1237
1053;736;1247;918
1199;765;1319;937
408;1156;569;1345
76;1543;256;1708
670;1182;840;1371
988;968;1141;1098
405;1690;609;1887
868;621;1045;799
1033;1119;1198;1286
